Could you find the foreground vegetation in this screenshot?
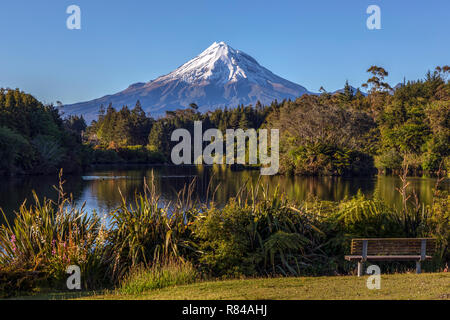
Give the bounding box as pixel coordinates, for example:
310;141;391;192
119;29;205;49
0;168;448;298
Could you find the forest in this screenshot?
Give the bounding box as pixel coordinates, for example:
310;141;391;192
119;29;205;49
0;65;448;176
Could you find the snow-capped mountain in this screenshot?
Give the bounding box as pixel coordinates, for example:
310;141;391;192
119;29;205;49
65;42;310;122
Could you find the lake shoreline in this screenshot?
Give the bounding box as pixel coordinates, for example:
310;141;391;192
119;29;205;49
1;166;448;224
2;161;448;179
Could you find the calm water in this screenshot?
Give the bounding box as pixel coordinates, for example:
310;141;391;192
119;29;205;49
1;165;448;224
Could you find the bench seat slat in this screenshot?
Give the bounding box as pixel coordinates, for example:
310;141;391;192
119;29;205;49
350;238;436;255
345;255;432;261
347;238;437;276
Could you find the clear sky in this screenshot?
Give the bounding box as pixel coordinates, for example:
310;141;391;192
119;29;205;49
0;0;449;105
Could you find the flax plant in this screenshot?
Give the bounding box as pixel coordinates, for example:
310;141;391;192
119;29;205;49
0;171;105;289
106;174;198;281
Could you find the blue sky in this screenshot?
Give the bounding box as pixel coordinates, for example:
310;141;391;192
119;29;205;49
0;0;448;105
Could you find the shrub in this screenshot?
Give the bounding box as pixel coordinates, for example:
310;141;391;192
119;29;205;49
0;270;48;298
91;148;123;164
375;148;404;173
428;190;450;263
331;192;402;238
117;146;166;163
89;146;165;164
192;186;328;277
287;144;375;176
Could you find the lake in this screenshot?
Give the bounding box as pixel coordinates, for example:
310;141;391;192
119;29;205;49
1;165;448;224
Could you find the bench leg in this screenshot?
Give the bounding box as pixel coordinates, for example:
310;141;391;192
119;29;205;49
357;261;364;277
416;261;421;274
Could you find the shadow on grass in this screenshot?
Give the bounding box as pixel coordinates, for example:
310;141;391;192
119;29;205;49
10;290;108;300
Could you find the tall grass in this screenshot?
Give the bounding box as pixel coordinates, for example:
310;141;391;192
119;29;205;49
0;171;106;292
105;175;198;281
119;259;198;295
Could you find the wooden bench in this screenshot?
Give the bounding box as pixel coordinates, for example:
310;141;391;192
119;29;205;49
345;238;436;276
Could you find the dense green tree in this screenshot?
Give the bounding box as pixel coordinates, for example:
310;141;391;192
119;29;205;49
340;80;354;103
375;66;449;173
65;115;87;136
266;95;378;175
148;121;166;152
0;89;87;175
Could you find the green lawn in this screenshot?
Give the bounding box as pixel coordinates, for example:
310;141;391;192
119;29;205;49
78;273;450;300
11;273;449;300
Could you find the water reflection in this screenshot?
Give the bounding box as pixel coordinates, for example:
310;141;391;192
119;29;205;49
1;165;448;224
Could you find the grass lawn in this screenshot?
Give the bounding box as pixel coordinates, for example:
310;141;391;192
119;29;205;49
75;273;450;300
11;273;449;300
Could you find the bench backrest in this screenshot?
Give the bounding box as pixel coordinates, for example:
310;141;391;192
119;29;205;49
351;238;436;257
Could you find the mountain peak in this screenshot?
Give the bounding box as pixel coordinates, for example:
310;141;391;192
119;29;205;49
158;41;254;84
65;42;310;122
202;41;237;60
207;41;229;49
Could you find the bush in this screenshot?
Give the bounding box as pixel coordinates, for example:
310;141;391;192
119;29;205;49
89;146;166;164
192;187;329;277
287;144;375;176
375;148;403;173
331;192;403;238
117;146;166;163
91;148;123;164
429;190;450;263
0;270;47;298
192;203;258;277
